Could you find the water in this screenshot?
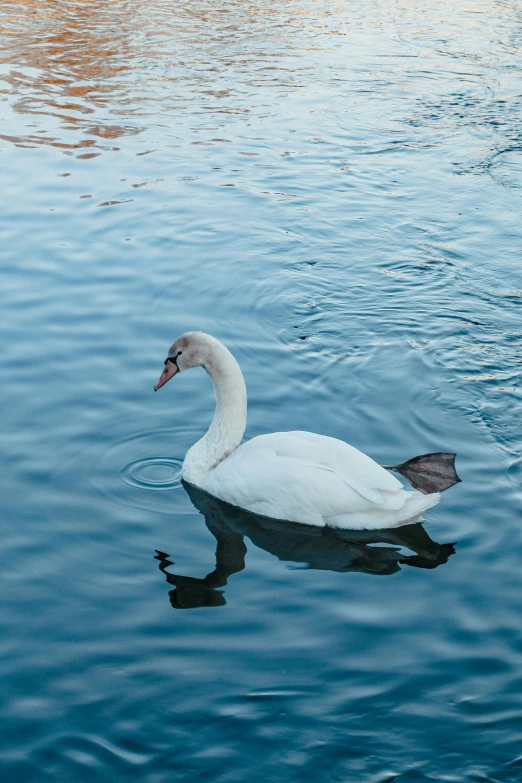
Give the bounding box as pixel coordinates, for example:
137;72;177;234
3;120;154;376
2;0;522;780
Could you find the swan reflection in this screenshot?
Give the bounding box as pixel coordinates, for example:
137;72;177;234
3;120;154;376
155;482;456;609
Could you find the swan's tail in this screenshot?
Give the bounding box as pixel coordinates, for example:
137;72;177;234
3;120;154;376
329;490;440;530
403;490;440;519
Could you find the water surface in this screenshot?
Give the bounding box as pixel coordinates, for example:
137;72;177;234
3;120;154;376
2;1;522;781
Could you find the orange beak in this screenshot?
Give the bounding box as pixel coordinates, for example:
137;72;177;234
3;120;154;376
154;361;179;391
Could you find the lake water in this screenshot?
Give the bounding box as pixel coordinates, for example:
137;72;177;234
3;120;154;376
2;0;522;780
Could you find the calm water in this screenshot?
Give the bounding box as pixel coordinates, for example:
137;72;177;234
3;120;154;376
2;0;522;780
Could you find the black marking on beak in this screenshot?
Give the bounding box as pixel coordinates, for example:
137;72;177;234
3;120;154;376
164;351;182;368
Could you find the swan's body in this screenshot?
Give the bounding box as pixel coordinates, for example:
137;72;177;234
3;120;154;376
197;430;440;529
154;332;446;530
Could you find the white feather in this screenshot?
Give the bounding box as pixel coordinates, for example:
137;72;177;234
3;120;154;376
199;432;439;530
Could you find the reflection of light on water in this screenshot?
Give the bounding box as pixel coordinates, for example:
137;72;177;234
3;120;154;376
0;0;331;152
2;0;522;192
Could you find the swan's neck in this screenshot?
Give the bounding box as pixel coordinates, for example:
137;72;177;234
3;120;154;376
181;344;247;485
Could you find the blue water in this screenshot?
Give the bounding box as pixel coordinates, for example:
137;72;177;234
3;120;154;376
2;0;522;780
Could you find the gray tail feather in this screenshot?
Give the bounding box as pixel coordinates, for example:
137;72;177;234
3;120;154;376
383;452;461;495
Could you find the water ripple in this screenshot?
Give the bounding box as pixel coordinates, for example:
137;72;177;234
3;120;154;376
119;456;183;491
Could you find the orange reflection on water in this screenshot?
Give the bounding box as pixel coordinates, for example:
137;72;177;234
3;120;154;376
0;0;150;149
0;0;346;152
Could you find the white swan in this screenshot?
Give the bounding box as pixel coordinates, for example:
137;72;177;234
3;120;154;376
154;332;456;530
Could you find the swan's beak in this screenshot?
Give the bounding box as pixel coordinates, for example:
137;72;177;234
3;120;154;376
154;362;178;391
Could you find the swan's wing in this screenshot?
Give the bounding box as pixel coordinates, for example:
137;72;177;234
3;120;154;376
236;432;403;503
202;451;372;523
199;431;407;525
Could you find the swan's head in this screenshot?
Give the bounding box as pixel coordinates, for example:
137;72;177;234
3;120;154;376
154;331;219;391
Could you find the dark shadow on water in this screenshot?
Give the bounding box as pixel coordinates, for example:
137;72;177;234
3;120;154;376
155;482;456;609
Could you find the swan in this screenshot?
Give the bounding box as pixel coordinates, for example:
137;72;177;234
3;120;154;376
154;332;459;530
